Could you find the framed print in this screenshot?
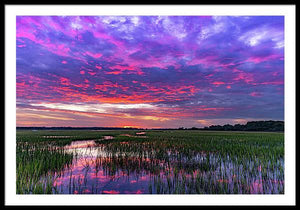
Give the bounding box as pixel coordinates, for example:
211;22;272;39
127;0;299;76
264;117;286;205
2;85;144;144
4;4;296;206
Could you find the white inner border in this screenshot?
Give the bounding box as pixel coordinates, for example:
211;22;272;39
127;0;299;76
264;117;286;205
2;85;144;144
5;5;295;206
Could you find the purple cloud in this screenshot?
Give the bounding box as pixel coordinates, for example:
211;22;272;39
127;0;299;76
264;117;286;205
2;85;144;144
16;16;284;128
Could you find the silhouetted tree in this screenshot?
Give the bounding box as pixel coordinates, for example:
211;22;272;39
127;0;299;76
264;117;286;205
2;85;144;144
203;120;283;132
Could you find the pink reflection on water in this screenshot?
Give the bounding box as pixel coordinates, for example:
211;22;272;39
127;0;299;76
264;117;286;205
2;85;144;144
64;140;96;149
83;189;91;193
90;171;107;179
136;190;143;194
139;176;148;181
250;179;263;194
51;150;154;194
53;179;63;186
103;190;120;194
123;189;144;194
51;141;284;194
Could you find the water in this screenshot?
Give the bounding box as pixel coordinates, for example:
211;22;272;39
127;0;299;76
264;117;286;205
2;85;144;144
51;140;153;194
46;140;284;194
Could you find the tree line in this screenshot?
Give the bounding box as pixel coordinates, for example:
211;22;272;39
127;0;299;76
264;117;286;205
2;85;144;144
180;120;284;132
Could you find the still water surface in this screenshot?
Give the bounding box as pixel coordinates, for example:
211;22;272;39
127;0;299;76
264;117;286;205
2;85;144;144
47;139;284;194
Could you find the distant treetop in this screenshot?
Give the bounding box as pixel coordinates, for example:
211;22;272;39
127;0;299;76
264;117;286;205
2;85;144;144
200;120;284;132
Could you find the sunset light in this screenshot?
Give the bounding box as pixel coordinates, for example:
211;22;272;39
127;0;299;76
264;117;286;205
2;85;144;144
11;5;293;201
16;16;284;128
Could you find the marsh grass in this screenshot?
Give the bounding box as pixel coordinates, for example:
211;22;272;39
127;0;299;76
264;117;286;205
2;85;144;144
16;142;73;194
16;129;284;194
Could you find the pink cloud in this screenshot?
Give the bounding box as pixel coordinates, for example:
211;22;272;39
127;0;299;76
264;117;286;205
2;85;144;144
105;71;123;75
108;65;144;75
85;51;103;59
212;81;225;86
93;31;124;48
246;54;283;64
17;44;26;48
95;65;102;70
233;69;254;84
88;72;96;76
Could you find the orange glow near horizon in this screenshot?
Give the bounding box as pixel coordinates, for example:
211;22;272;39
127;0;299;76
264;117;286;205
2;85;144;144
16;16;284;128
123;125;141;129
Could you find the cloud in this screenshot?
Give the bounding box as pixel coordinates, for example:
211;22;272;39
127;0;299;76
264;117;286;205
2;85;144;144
239;25;284;48
16;16;284;128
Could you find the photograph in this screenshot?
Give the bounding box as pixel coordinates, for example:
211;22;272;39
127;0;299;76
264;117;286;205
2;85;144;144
5;4;296;206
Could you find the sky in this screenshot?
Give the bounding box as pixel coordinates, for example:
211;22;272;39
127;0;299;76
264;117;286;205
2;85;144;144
16;16;284;128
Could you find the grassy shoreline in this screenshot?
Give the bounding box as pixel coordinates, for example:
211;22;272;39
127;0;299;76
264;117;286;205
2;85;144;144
16;130;284;194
